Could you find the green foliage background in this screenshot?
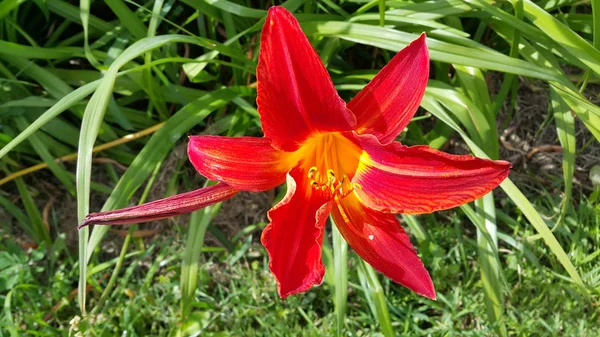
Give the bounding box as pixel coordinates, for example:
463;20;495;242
0;0;599;336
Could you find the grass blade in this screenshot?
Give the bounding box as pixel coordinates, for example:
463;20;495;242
80;0;103;69
13;117;75;196
475;194;507;337
593;0;600;48
0;0;25;20
357;259;394;337
104;0;147;39
15;178;50;244
47;0;112;32
302;21;564;83
181;181;223;317
551;87;576;223
378;0;385;26
0;194;36;240
0;80;100;159
522;0;600;77
4;285;38;337
331;217;348;337
0;41;81;59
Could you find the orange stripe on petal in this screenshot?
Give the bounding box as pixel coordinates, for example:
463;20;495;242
188;136;288;192
349;34;429;144
257;7;355;151
353;137;511;214
261;166;331;297
331;194;435;298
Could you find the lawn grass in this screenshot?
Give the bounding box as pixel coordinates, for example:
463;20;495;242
1;0;599;336
2;189;598;336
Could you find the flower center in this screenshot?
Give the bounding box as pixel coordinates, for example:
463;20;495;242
307;166;361;198
290;132;362;199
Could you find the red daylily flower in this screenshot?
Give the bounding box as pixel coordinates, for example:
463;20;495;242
81;6;511;299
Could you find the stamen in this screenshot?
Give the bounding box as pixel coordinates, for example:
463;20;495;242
308;168;360;198
308;166;318;179
327;169;336;183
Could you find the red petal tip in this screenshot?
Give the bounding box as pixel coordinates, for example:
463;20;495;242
267;5;287;14
277;274;324;299
266;6;294;26
349;33;430;144
418;281;437;300
258;4;355;150
414;33;428;52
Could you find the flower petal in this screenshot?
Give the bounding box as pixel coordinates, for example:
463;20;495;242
331;194;435;299
353;137;511;214
257;6;355;151
348;34;429;144
79;183;237;228
261;166;331;297
188;136;289;192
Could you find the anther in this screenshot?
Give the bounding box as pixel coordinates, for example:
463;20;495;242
308;166;318;179
307;169;358;198
326;169;336;183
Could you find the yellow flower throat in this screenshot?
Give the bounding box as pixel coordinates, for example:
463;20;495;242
288;133;363;198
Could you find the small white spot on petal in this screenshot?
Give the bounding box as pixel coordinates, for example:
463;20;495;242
368;235;374;240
